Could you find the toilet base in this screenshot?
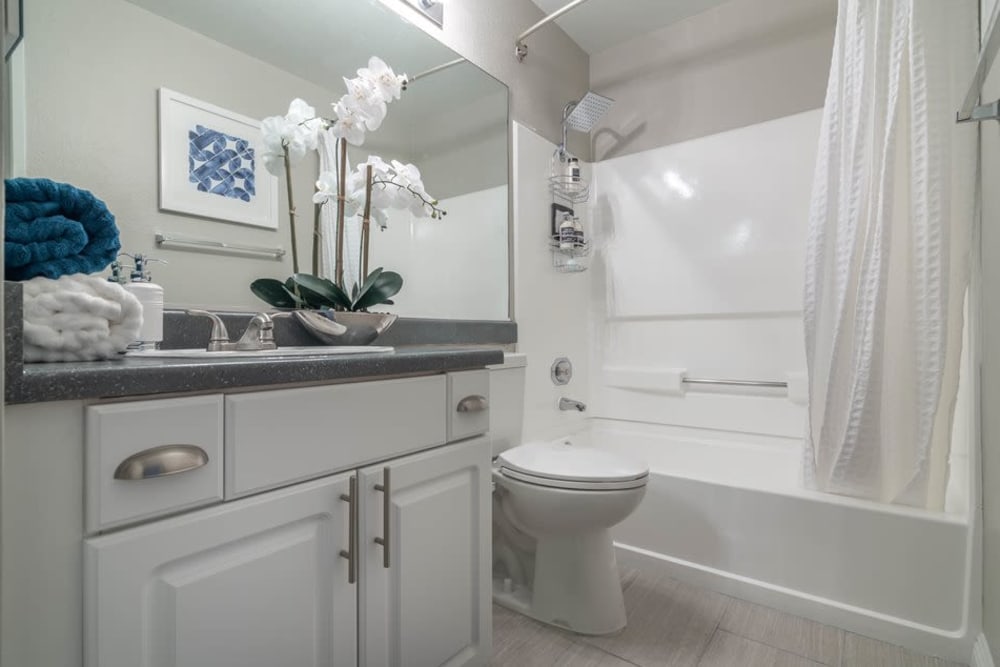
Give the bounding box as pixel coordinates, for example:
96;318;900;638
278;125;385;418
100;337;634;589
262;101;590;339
493;529;627;635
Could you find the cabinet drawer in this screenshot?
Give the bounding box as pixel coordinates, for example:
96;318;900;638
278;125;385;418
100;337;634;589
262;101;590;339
86;395;224;533
226;375;447;498
448;370;490;441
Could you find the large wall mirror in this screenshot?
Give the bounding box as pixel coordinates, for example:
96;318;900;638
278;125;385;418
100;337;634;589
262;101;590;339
15;0;510;320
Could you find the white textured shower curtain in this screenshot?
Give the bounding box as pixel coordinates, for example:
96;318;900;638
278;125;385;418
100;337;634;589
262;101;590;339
803;0;977;509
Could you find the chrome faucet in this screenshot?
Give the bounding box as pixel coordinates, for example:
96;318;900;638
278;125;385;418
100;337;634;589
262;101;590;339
186;310;278;351
558;397;586;412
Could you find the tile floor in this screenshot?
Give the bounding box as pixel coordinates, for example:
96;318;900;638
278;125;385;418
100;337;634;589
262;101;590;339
491;569;966;667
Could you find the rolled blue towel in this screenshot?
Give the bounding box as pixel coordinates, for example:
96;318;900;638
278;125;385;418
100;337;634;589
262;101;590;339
5;177;121;280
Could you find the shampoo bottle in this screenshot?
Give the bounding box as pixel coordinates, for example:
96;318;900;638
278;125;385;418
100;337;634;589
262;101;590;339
122;253;165;350
558;213;576;249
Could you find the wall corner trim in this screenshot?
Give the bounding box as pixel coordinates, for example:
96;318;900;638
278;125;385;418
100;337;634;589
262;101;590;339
973;633;997;667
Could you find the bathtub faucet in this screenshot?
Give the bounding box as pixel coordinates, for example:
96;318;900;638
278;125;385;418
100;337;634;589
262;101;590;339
559;397;587;412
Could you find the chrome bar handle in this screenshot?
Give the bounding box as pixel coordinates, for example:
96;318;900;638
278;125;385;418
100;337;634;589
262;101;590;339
113;445;209;480
457;395;489;413
373;468;391;569
339;476;357;584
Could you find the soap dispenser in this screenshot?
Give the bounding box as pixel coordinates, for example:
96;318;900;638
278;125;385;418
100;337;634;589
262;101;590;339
121;253;166;350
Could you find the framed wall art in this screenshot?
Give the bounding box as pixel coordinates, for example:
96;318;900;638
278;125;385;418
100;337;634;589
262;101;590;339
158;88;278;229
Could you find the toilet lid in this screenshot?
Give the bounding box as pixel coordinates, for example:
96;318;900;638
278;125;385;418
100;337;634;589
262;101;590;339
497;440;649;487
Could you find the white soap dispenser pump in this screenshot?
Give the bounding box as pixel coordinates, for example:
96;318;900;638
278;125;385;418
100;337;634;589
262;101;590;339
121;253;166;350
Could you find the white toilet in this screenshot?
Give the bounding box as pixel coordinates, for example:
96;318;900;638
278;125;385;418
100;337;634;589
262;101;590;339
488;353;649;635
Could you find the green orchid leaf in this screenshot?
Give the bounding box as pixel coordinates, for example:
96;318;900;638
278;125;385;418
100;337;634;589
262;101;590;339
351;267;385;310
358;267;384;296
289;273;351;310
352;271;403;311
250;278;301;309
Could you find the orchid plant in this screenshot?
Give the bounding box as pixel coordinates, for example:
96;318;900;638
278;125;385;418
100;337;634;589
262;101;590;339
250;57;445;312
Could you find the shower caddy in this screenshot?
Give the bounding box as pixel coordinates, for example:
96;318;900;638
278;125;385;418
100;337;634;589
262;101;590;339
547;93;613;273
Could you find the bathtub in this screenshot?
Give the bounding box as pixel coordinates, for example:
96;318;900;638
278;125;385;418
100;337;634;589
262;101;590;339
581;419;977;663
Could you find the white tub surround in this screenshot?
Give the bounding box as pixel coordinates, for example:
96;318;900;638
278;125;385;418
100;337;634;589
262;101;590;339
589;420;976;663
803;0;977;510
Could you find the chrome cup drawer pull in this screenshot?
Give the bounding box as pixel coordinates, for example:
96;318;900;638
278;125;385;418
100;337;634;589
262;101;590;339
456;395;489;413
113;445;209;480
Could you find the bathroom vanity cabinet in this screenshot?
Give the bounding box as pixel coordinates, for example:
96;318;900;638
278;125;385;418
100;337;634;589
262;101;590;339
2;369;493;667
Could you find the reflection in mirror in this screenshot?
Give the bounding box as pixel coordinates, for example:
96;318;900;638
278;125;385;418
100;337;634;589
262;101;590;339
17;0;509;319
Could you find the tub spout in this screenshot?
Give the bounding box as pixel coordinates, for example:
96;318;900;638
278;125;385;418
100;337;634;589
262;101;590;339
559;397;586;412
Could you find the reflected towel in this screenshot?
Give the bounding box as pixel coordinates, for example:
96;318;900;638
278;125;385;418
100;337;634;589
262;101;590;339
22;274;143;362
5;177;121;280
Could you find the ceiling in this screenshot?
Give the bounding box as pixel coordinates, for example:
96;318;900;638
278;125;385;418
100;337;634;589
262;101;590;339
528;0;731;54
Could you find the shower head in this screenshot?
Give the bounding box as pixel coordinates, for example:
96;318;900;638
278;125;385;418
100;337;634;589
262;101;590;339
563;91;615;132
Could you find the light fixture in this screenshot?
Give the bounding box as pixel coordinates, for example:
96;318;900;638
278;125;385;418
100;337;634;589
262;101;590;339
402;0;443;27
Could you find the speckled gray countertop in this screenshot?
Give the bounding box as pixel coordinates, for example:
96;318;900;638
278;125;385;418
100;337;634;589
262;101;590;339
6;346;504;404
4;282;509;404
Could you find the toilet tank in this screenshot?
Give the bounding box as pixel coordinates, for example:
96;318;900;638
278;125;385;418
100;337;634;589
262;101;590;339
487;353;527;457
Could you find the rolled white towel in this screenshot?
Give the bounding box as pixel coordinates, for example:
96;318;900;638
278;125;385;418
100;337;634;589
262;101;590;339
21;274;143;362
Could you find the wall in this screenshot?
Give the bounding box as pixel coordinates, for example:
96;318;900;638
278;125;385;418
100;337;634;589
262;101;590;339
512;122;590;441
589;109;820;441
589;0;836;161
22;0;334;310
382;0;591;159
980;2;1000;663
371;186;508;319
20;0;586;314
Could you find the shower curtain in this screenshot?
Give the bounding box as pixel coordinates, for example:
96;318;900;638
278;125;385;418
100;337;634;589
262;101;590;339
803;0;977;509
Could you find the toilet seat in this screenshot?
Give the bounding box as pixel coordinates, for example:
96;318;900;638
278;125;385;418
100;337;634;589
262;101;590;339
497;441;649;491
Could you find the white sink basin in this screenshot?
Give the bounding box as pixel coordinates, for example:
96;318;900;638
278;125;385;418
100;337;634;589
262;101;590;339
126;346;394;359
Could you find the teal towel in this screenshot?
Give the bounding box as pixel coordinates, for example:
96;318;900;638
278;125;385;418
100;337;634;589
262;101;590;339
5;177;121;280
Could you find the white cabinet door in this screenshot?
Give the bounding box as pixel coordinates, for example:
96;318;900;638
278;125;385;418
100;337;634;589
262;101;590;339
360;438;491;667
85;474;358;667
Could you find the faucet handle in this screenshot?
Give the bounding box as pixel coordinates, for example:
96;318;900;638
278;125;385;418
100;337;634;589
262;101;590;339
185;310;231;350
234;312;277;351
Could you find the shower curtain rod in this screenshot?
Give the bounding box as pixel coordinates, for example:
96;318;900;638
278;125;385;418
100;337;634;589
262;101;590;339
403;57;467;89
957;0;1000;123
515;0;593;62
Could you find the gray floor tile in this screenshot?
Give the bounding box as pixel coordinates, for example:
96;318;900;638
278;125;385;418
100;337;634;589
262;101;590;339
491;604;574;666
699;630;826;667
719;597;841;664
841;633;967;667
580;572;728;667
553;641;641;666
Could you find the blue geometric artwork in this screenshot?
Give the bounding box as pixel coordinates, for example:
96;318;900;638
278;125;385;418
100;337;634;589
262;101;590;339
188;124;256;202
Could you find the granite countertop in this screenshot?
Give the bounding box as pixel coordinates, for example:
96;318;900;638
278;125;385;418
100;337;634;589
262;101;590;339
6;346;504;404
4;282;512;404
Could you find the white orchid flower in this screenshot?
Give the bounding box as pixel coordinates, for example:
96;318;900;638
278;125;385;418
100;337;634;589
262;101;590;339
259;100;324;175
285;99;323;151
358;56;404;102
343;77;387;131
331;99;368;146
313;171;339;205
260;115;290;176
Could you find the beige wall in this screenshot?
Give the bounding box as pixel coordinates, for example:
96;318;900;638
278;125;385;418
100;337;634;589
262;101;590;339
381;0;591;159
20;0;587;312
23;0;335;310
981;1;1000;661
589;0;836;160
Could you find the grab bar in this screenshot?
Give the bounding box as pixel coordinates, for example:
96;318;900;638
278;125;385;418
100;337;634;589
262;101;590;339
957;0;1000;123
682;377;788;389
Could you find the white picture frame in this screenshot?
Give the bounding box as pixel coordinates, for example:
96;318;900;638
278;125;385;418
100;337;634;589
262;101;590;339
158;88;279;229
